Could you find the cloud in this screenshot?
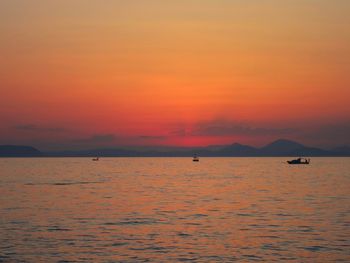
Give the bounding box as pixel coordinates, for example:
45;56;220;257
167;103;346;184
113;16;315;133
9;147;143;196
191;120;295;137
14;124;65;133
138;135;167;140
170;128;187;136
74;134;116;143
303;121;350;145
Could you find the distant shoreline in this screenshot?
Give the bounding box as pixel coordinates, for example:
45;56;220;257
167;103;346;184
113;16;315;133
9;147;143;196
1;156;350;158
1;139;349;157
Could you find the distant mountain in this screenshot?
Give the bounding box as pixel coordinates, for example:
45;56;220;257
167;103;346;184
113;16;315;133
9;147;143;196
219;143;258;156
332;146;350;156
260;139;305;156
44;139;335;157
287;146;331;157
45;148;142;157
1;140;349;157
0;145;42;157
258;139;333;156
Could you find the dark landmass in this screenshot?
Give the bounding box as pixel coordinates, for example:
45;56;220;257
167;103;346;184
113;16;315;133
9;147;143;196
1;139;349;157
0;145;42;157
332;146;350;156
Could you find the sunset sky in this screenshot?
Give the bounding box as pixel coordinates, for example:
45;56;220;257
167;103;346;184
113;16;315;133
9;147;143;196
1;1;349;150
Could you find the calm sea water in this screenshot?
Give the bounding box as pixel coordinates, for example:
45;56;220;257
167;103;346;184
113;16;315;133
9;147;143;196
0;157;349;262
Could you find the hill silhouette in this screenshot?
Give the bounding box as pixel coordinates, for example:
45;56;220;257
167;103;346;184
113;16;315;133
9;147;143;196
260;139;304;155
219;143;258;156
0;145;42;157
38;139;350;157
332;146;350;156
0;139;348;157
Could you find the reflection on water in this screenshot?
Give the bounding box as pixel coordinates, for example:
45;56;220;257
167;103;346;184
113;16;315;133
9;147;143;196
0;157;349;262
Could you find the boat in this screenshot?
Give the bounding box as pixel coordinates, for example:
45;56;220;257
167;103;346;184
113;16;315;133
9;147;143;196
193;154;199;162
92;157;99;161
287;158;310;164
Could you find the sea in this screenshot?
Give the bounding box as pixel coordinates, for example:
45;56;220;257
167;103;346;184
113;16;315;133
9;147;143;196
0;157;349;262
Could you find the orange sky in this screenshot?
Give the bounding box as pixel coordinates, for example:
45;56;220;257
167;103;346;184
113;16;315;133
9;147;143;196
0;1;349;150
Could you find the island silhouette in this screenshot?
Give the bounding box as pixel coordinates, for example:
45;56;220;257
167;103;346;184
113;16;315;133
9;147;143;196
1;139;349;157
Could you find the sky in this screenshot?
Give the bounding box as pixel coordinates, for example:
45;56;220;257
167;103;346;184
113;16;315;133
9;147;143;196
0;0;349;151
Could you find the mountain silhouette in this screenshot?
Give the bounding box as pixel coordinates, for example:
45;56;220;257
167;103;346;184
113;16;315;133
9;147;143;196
219;143;258;156
260;139;304;155
0;139;348;157
0;145;42;157
332;146;350;156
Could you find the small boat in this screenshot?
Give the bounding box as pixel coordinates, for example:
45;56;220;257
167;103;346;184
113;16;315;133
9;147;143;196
92;157;99;161
193;154;199;162
287;158;310;165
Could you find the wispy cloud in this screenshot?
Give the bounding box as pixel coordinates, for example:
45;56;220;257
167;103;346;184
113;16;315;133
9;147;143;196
302;121;350;146
191;120;296;137
138;135;167;140
170;128;187;136
74;134;116;143
14;124;65;133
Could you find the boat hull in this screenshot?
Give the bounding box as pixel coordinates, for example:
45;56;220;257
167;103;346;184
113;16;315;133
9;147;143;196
287;161;309;164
